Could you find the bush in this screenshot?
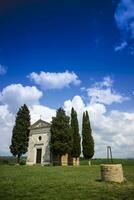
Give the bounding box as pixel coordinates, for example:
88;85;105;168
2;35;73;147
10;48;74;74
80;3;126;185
19;160;26;165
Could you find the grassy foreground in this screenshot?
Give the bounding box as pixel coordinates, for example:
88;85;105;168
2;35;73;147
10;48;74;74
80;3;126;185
0;164;134;200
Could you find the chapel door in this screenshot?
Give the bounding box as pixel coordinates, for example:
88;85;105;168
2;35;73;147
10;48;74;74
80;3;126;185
36;149;42;164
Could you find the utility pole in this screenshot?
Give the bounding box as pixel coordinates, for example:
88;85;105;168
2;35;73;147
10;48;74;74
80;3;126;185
107;146;113;163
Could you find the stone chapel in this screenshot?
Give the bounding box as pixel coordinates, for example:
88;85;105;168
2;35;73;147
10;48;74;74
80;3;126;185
26;119;51;165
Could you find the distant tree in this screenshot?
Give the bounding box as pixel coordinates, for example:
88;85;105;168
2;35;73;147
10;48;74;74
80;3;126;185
10;104;30;163
82;111;94;164
71;107;81;159
50;108;72;163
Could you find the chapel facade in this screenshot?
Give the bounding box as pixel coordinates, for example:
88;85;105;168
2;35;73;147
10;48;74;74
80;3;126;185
26;119;51;165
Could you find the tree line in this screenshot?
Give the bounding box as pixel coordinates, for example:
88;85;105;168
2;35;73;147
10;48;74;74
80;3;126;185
10;104;94;164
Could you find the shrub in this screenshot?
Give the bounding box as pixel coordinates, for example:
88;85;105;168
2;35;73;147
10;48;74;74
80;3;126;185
19;160;26;165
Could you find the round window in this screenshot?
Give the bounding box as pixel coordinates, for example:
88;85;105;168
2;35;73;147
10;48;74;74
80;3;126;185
38;136;42;141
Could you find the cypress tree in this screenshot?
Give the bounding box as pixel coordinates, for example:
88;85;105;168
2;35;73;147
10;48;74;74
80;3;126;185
10;104;30;163
71;107;81;159
82;111;94;163
50;108;72;163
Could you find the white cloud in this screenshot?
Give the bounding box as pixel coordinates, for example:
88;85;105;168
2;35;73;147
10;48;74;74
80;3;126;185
0;65;6;75
64;95;85;114
87;76;129;105
114;0;134;51
114;41;128;51
64;95;134;158
30;105;56;124
63;77;132;158
0;84;43;113
64;95;85;131
94;76;113;88
0;105;14;156
80;87;86;92
115;0;134;37
0;84;44;155
28;70;81;90
88;88;127;105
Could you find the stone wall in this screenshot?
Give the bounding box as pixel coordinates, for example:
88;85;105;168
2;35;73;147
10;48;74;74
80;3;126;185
73;157;80;166
61;154;68;166
101;164;124;183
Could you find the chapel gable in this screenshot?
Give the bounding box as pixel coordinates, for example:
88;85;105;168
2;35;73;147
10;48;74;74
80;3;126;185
30;119;51;130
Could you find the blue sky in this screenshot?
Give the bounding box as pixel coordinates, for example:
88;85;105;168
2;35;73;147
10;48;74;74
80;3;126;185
0;0;134;108
0;0;134;157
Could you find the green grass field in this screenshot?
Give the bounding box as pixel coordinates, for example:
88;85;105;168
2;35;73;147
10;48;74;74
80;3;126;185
0;160;134;200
